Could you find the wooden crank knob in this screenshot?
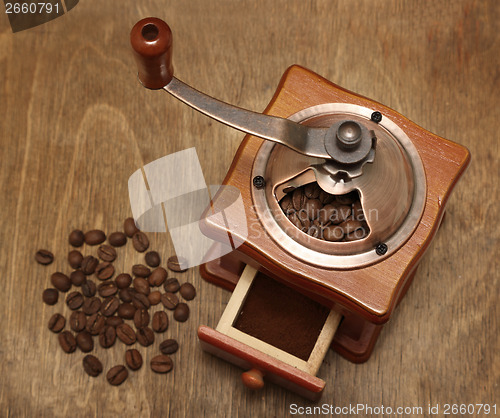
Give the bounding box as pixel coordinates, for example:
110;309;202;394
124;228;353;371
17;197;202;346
241;368;265;390
130;17;174;89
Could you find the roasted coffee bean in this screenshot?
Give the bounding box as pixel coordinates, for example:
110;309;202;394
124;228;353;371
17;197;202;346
81;256;99;275
167;256;187;273
119;288;133;303
68;229;85;247
100;296;119;316
97;245;117;262
304;182;321;199
81;280;97;297
68;250;83;269
179;283;196;301
117;302;136;320
136;327;154;347
159;339;179;355
58;331;77;353
133;309;150;329
307;224;321;238
148;291;161;305
152;311;168;333
108;231;127;247
336;192;356;205
132;264;151;278
145;251;161;268
86;313;106;335
125;349;143;371
95;262;114;281
84;229;106;246
287;211;304;229
319;189;335;205
123;217;139;238
149;267;168;287
331;204;352;224
132;231;149;252
107;365;128;386
99;325;117;348
150;354;173;374
292;188;306;211
35;249;54;265
304;198;322;220
174;303;190;322
51;272;71;292
131;292;150;310
48;313;65;333
323;225;344;242
106;316;124;328
133;277;150;295
115;273;132;289
98;281;117;298
163;277;180;293
161;292;179;310
345;226;368;241
279;195;294;213
66;291;84;310
339;219;363;235
70;270;86;286
82;296;101;315
83;355;103;377
42;288;59;305
352;200;365;221
70;311;87;332
76;330;94;352
116;323;136;345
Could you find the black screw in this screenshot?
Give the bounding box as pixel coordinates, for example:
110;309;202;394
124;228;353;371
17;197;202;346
371;111;382;123
253;176;265;189
375;243;388;256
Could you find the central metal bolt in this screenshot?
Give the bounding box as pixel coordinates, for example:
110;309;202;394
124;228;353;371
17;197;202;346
336;121;362;150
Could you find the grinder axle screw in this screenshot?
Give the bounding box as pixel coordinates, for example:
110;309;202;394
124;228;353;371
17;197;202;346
375;243;388;255
253;176;266;189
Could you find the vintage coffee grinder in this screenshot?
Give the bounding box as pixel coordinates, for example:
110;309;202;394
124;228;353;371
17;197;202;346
130;18;470;400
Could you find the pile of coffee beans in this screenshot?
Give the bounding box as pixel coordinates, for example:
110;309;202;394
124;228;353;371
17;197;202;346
37;217;196;386
279;182;370;242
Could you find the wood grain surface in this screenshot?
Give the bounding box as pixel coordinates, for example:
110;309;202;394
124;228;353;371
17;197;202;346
0;1;498;417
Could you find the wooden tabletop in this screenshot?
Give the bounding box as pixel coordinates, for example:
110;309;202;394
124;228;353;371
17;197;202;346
0;1;498;416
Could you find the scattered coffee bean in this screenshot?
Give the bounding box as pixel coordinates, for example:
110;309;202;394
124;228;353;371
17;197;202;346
70;311;87;332
48;313;65;333
42;288;59;305
83;355;103;377
95;262;114;281
84;230;106;246
136;327;154;347
132;231;149;253
97;245;117;262
145;251;160;268
81;280;97;297
149;267;167;287
68;250;83;269
133;309;150;329
51;272;71;292
99;325;117;348
116;323;136;345
98;281;118;298
76;330;94;353
82;296;102;315
133;277;150;295
81;256;99;275
106;316;124;328
150;354;173;374
152;311;168;333
159;339;179;355
115;273;132;289
70;270;86;286
108;231;127;247
125;349;143;371
66;291;84;310
131;292;150;310
167;255;188;272
132;264;151;278
117;302;136;320
68;229;85;247
161;292;179;310
174;303;190;322
100;296;119;316
35;249;54;265
107;365;128;386
86;313;106;335
163;277;180;293
58;331;77;353
119;288;133;303
148;291;161;305
124;217;139;238
179;283;196;301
